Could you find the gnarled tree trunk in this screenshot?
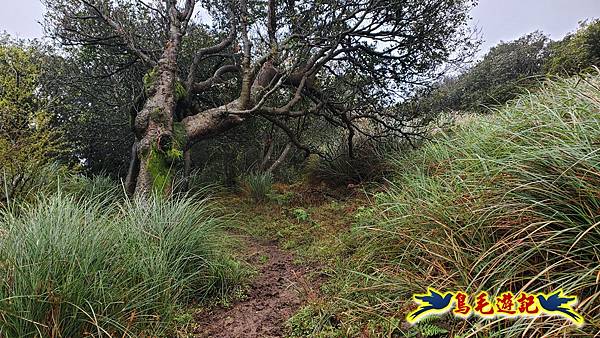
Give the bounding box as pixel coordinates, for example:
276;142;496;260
131;4;184;197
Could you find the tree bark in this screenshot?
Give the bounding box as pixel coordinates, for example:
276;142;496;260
133;5;183;196
125;141;140;196
259;137;274;171
266;143;292;174
181;100;246;141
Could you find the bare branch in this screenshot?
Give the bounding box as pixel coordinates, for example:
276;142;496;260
179;0;196;31
186;21;237;91
191;64;241;94
266;142;292;173
80;0;157;66
239;0;253;107
267;0;277;48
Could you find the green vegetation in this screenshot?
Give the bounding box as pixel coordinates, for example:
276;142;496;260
147;145;176;195
143;67;158;93
174;81;187;101
0;41;66;205
408;32;549;115
546;19;600;75
224;182;360;262
0;190;247;337
345;73;599;336
2;3;599;337
409;21;600;118
244;172;273;202
239;74;600;336
310;143;393;185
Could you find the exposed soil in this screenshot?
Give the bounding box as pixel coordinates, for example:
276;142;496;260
192;237;320;337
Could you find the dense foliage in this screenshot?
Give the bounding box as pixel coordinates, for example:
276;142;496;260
546;19;600;75
408;21;600;117
0;38;66;204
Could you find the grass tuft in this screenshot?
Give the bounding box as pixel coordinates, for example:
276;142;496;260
244;172;273;202
0;192;246;337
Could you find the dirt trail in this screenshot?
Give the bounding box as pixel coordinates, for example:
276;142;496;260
192;237;319;337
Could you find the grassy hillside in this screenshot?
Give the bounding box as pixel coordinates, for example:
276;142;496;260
285;74;600;336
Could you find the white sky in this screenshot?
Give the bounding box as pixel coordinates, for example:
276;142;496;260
471;0;600;56
0;0;599;55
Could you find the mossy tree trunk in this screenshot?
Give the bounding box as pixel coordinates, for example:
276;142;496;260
124;0;286;197
132;4;186;197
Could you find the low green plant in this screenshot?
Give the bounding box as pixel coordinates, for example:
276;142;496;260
258;254;269;264
269;191;295;205
352;206;375;227
405;317;448;337
292;208;311;223
245;172;273;202
287;304;340;337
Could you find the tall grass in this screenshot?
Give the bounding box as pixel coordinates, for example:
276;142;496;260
1;164;120;208
303;74;600;336
244;172;273;202
309;141;393;185
0;192;245;337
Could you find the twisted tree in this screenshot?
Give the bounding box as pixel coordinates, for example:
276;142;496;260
44;0;477;195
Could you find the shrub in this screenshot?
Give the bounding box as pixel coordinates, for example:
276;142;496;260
292;208;311;223
0;193;245;337
1;164;120;207
1;163;66;206
310;141;393;186
546;19;600;75
400;32;550;118
0;40;68;206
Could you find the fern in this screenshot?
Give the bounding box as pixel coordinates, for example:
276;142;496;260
418;322;448;337
405;316;448;337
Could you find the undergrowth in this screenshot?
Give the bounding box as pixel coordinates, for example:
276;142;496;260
0;192;247;337
244;172;273;202
282;74;600;336
172;73;600;337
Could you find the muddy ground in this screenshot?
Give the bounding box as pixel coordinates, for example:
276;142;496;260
192;238;321;337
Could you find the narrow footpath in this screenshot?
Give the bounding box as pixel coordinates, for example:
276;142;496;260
192;237;320;337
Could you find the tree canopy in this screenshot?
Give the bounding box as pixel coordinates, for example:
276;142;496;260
0;37;66;203
41;0;477;195
545;19;600;75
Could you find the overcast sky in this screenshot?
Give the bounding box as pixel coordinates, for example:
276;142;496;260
1;0;599;56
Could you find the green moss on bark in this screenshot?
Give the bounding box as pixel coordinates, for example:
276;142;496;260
146;130;187;195
143;67;158;93
175;81;187;101
150;107;167;125
173;122;187;147
166;148;183;161
147;145;173;195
